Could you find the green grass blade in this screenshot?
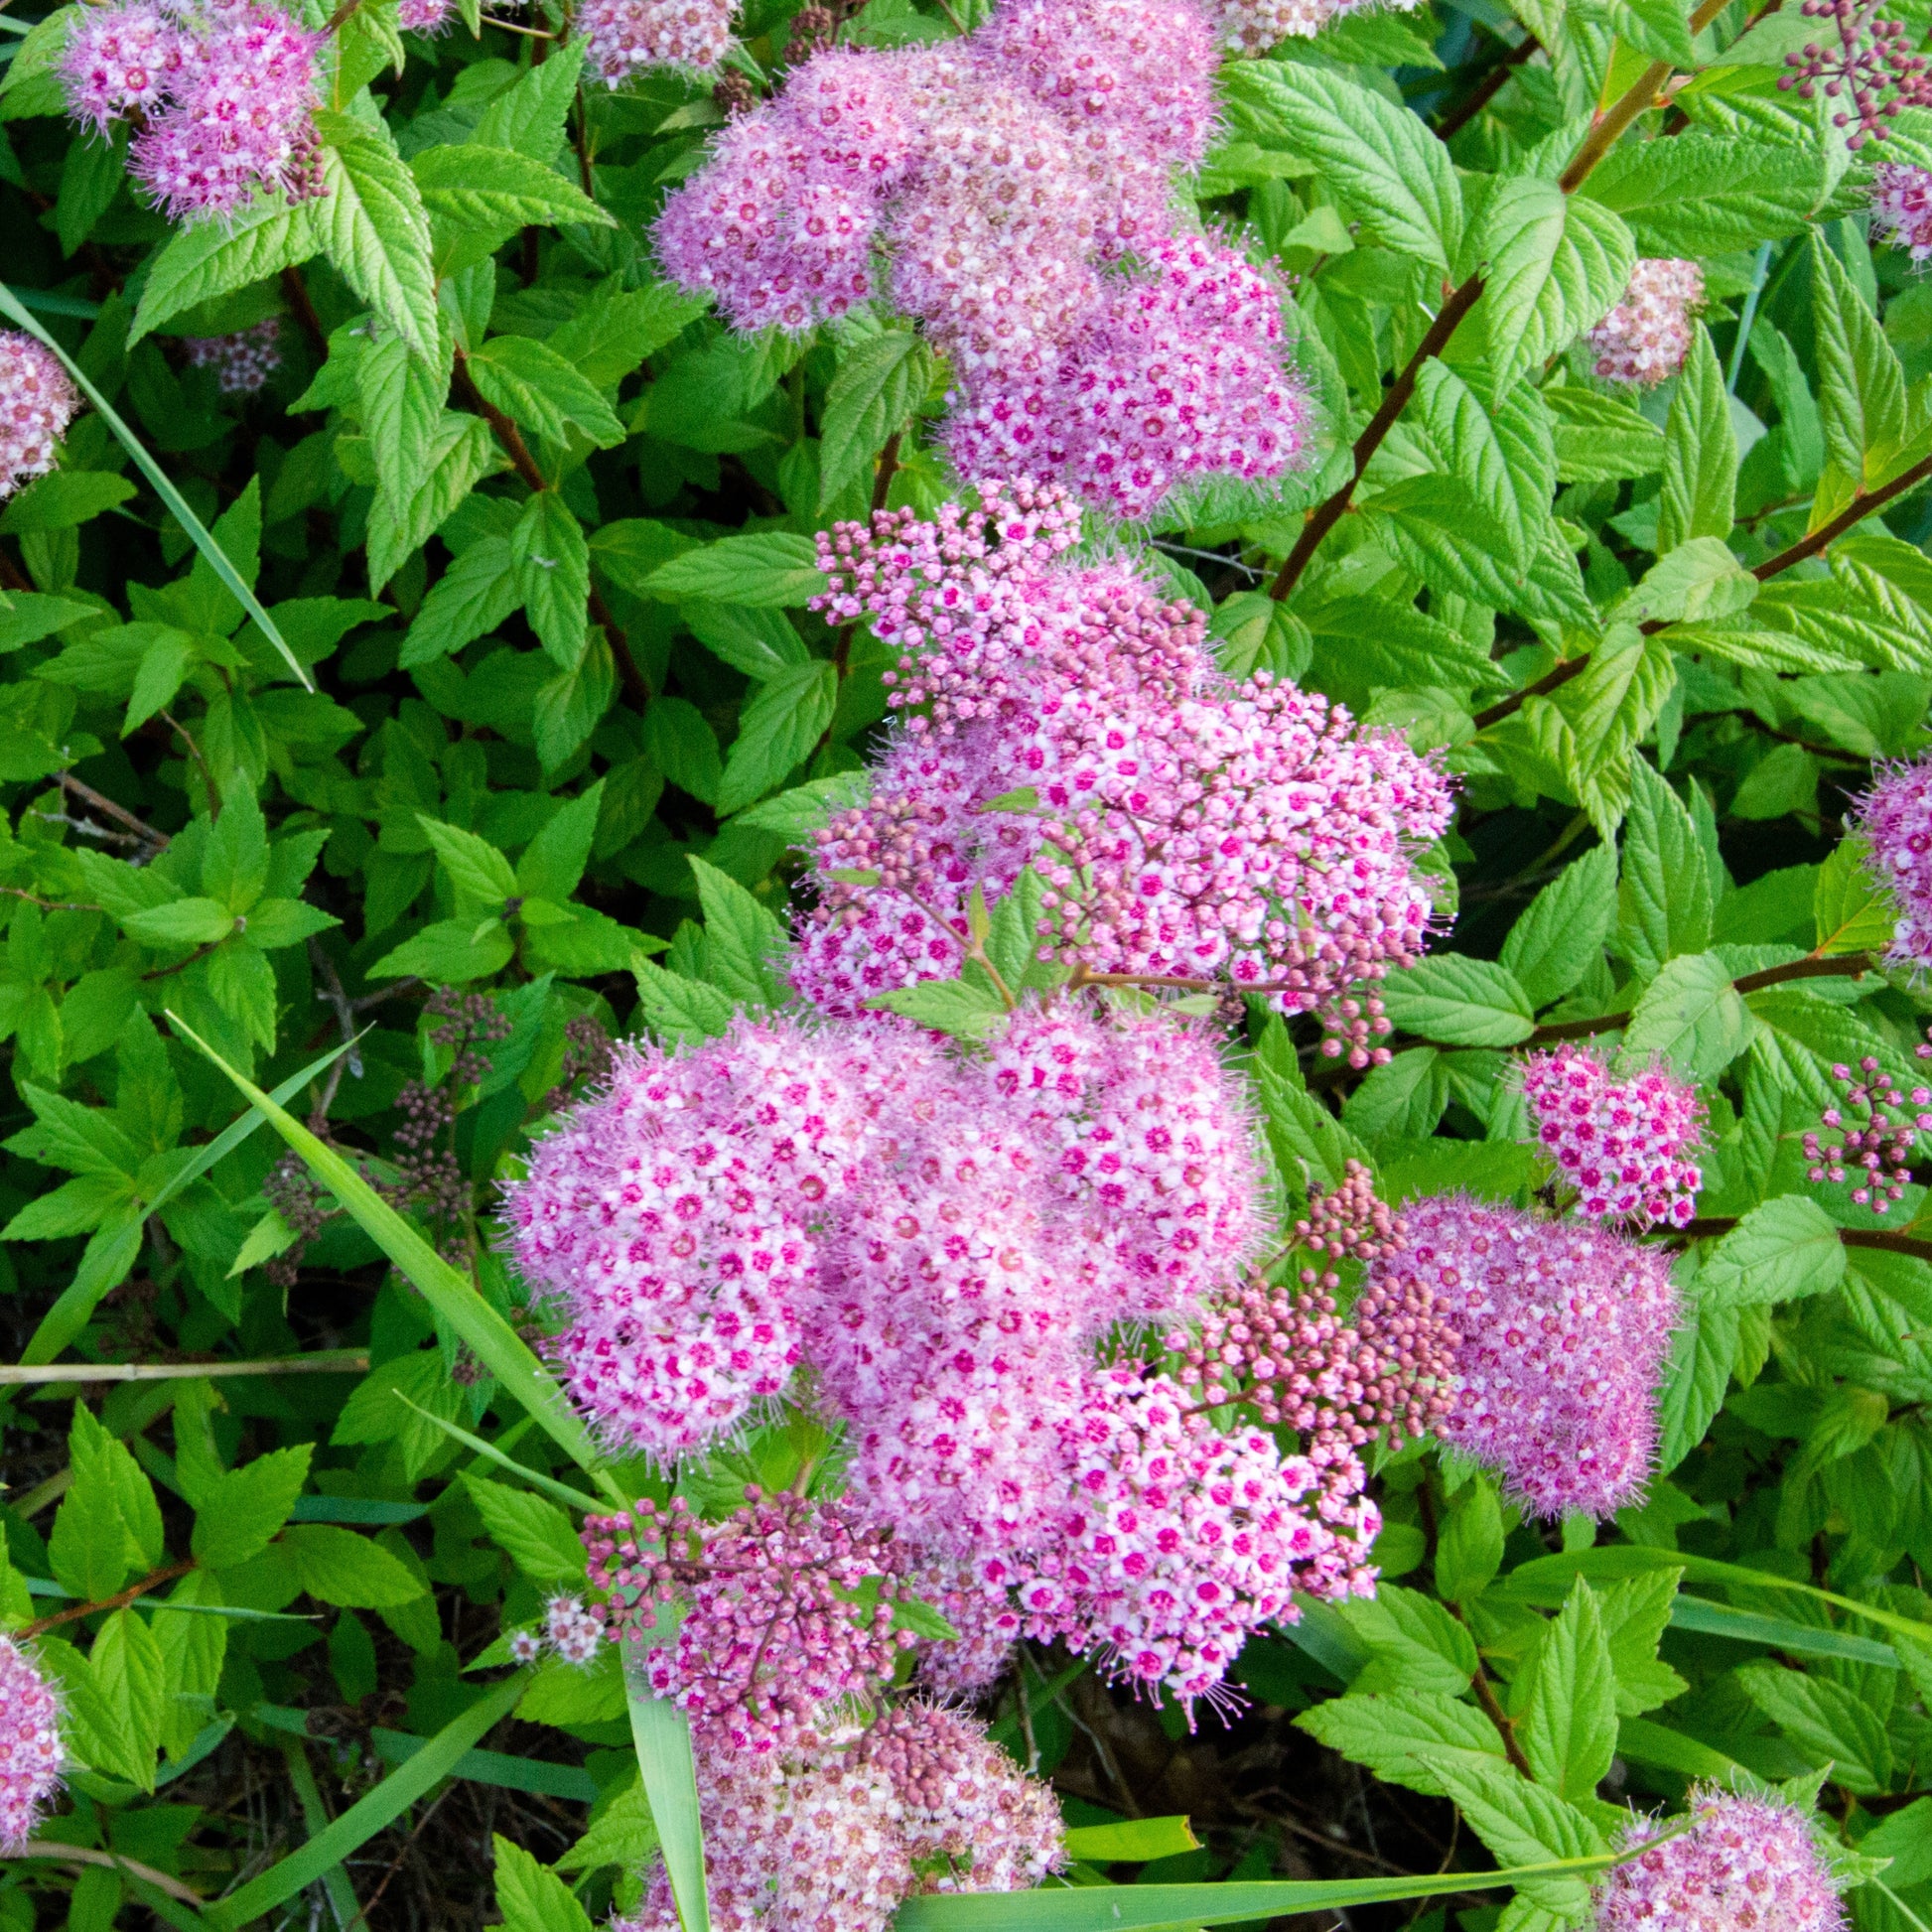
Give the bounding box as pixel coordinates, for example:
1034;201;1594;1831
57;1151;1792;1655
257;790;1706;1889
277;1736;360;1931
1668;1593;1898;1666
0;278;311;691
394;1393;605;1513
369;1727;598;1801
21;1037;354;1364
893;1854;1628;1931
203;1669;529;1930
166;1012;621;1501
622;1642;711;1932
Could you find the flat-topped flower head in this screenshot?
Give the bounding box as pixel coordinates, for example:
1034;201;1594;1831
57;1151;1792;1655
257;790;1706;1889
577;0;736;84
0;335;79;500
184;316;283;395
1213;0;1424;53
1593;1786;1846;1932
1851;754;1932;970
1520;1043;1704;1228
62;1;182;132
0;1636;62;1854
1365;1195;1679;1519
1584;258;1703;387
1871;161;1932;259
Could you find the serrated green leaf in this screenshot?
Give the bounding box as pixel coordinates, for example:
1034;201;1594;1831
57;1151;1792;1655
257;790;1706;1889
192;1444;314;1570
1377;956;1535;1046
818;329;931;506
314;110;438;361
1658;327;1736;554
463;1476;588;1587
1698;1194;1846;1308
1475;180;1635;392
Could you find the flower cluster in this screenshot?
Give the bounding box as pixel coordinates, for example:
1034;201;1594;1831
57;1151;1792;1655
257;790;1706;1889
0;1637;62;1855
1583;258;1703;387
622;1703;1063;1932
1365;1195;1679;1519
1870;162;1932;259
1852;751;1932;970
577;0;736;84
795;486;1454;1057
1781;0;1932;147
64;0;325;223
1293;1158;1405;1261
1521;1044;1704;1228
184;317;283;395
0;334;78;502
1804;1049;1932;1212
1215;0;1421;52
584;1493;913;1755
655;0;1310;515
1592;1787;1846;1932
504;1594;606;1666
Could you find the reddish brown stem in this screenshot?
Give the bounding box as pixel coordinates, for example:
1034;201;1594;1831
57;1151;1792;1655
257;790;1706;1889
281;265;329;359
1435;32;1541;143
25;1559;195;1636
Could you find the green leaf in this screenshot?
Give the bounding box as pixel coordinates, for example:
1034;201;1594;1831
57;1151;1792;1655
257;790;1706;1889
1617;759;1714;976
643;532;827;608
0;470;136;535
1435;1471;1504;1602
201;1670;532;1932
1657;1290;1740;1473
357;330;452;517
1376;956;1535;1046
122;897;238;947
418;816;518;907
414;142;613;231
191;1443;314;1570
1061;1819;1200;1863
818;329;932;506
717;658;837;815
688;854;788;1006
684;604;809;681
469;336;625;450
557;1778;658;1871
1735;1661;1892;1793
49;1462;142;1602
1812;228;1906;488
1813;836;1895;956
367;412;498;592
462;1476;588;1587
492;1834;595;1932
1597;1569;1689;1716
1221;64;1462;273
510;491;592;670
1342;1585;1479;1697
401;536;520;668
283;1523;429;1607
1657;327;1737;554
129;196;319;348
1294;1690;1506;1797
1422;1756;1608;1916
1581;134;1820;257
369;916;514;982
632;957;739;1044
516;782;604;904
868;974;1011;1040
1545;385;1667;483
1500;845;1617;1010
314;111;438;360
472;36;586;159
84;1607;166;1792
1600;0;1695;62
1697;1195;1847;1309
1520;1581;1618;1802
1619;950;1751;1083
621;1643;712;1932
1475;180;1636;393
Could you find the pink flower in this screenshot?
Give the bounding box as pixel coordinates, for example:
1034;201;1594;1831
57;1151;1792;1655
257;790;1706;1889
1520;1043;1704;1228
62;1;182;133
184;316;283;395
1365;1195;1680;1520
1593;1787;1846;1932
1804;1045;1932;1211
1870;161;1932;259
1851;751;1932;969
577;0;735;83
0;335;79;500
1212;0;1424;54
0;1636;62;1854
398;0;455;33
1584;258;1703;387
542;1595;603;1665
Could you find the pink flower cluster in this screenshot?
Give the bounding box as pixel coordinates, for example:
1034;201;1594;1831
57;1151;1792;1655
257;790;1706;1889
0;334;78;502
1215;0;1422;53
655;0;1310;515
184;317;283;396
1852;751;1932;969
1584;258;1704;387
621;1703;1063;1932
63;0;324;223
576;0;735;83
795;486;1454;1059
1592;1787;1845;1932
0;1636;61;1854
1804;1047;1932;1211
1870;162;1932;258
1520;1044;1704;1228
1364;1195;1679;1520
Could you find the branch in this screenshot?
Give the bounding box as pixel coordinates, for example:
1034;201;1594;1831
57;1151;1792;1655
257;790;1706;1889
57;771;169;853
23;1558;196;1636
1513;951;1872;1045
1678;1217;1932;1264
281;263;329;360
16;1844;207;1908
1435;31;1541;143
0;1350;369;1386
1557;0;1731;192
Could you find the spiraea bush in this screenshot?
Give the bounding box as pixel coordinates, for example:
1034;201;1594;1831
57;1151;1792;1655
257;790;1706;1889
7;0;1932;1925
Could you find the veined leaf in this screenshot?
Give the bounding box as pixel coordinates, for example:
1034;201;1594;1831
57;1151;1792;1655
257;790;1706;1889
1474;181;1635;392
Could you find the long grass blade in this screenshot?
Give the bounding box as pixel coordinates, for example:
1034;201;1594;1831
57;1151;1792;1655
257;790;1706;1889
622;1642;711;1932
0;278;310;690
1667;1593;1898;1666
369;1727;598;1802
394;1393;605;1513
165;1013;621;1501
202;1668;529;1930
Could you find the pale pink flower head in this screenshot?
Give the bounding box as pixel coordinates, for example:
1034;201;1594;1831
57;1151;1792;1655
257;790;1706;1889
0;335;79;500
1001;1365;1380;1711
1585;257;1703;387
1520;1043;1704;1229
62;0;183;133
578;0;735;84
184;315;282;394
1803;1045;1932;1212
1850;751;1932;969
0;1635;63;1853
1592;1787;1846;1932
905;1556;1023;1697
543;1595;603;1665
398;0;455;32
1871;161;1932;260
1213;0;1425;55
1367;1196;1679;1520
988;1000;1265;1324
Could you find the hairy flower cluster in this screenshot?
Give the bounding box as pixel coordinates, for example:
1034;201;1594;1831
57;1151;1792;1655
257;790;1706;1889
1521;1044;1704;1228
655;0;1309;514
504;1594;606;1665
1584;259;1703;387
1782;0;1932;147
1870;161;1932;258
1592;1788;1846;1932
796;488;1453;1056
1804;1049;1932;1211
585;1493;912;1754
0;1637;62;1854
994;1366;1379;1706
623;1704;1064;1932
577;0;736;83
1293;1159;1405;1261
65;0;325;223
1852;752;1932;969
1365;1196;1679;1519
0;334;79;501
184;317;282;394
1213;0;1420;52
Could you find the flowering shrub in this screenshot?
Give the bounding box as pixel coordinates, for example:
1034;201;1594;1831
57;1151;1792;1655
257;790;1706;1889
8;0;1932;1926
